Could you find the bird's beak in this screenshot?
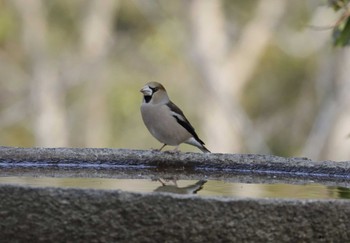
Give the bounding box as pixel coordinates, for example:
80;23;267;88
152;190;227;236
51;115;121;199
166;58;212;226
140;86;152;96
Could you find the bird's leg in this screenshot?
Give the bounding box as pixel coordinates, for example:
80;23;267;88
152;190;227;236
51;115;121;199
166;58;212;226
158;178;166;186
158;144;167;151
164;146;181;154
172;178;178;186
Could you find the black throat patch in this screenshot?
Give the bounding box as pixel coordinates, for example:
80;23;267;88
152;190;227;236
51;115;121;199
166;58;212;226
144;95;152;103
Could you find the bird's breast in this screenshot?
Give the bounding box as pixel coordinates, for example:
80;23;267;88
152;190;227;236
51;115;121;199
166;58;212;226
140;104;191;145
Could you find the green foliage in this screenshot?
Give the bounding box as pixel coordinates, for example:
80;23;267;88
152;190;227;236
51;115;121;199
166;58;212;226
329;0;350;46
333;15;350;46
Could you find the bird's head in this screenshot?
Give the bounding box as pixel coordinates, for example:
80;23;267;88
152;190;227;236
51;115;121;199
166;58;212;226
140;82;168;104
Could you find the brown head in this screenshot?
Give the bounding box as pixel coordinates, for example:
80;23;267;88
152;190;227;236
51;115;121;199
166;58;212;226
140;82;169;104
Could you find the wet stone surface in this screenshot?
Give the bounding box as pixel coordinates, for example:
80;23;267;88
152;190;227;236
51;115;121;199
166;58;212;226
1;146;350;242
1;146;350;185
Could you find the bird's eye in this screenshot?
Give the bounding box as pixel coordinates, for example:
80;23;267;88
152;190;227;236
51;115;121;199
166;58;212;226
150;87;158;93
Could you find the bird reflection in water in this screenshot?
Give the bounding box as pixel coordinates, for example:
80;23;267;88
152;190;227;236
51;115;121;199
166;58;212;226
154;178;207;195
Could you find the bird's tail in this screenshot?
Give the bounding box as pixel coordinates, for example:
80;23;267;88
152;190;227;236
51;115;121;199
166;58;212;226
199;145;211;153
191;180;208;194
185;137;211;153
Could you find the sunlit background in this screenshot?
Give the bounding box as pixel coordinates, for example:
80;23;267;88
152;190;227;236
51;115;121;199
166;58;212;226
0;0;349;160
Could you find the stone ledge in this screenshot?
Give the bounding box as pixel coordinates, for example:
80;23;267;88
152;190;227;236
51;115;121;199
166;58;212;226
0;185;349;242
0;146;350;178
1;147;350;242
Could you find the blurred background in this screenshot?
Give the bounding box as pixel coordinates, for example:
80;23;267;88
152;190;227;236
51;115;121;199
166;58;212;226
0;0;349;161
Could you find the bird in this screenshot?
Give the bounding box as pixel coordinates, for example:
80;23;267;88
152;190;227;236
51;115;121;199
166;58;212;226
140;82;210;153
154;178;207;194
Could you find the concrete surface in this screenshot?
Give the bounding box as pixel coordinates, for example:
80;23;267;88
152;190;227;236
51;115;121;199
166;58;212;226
1;146;350;242
1;185;350;242
1;146;350;179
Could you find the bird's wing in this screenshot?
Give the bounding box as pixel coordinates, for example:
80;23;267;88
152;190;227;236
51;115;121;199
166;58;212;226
166;101;205;145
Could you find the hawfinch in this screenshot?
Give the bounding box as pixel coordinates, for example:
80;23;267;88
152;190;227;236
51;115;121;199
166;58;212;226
154;179;207;194
140;82;210;153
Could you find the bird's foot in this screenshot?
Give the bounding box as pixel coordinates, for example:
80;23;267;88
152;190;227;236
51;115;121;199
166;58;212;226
150;148;160;152
164;149;180;154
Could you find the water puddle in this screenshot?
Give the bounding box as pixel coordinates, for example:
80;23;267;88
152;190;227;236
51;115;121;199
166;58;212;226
0;176;349;200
